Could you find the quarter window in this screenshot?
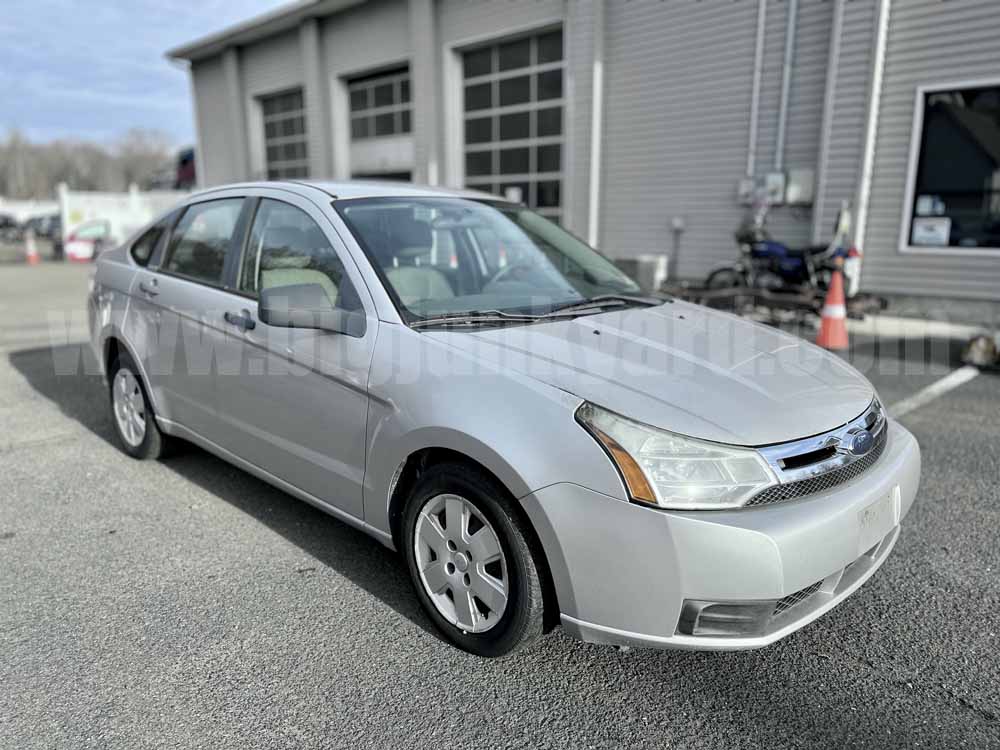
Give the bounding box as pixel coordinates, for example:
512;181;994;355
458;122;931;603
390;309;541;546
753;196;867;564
907;84;1000;249
348;68;412;140
239;199;361;312
461;29;564;223
260;88;309;179
130;219;168;266
163;199;243;285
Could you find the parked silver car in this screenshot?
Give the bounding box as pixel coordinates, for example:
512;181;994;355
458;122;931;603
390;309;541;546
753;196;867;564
89;181;921;657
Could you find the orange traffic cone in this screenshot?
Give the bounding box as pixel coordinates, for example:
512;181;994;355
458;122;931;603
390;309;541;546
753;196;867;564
816;262;849;351
25;230;40;266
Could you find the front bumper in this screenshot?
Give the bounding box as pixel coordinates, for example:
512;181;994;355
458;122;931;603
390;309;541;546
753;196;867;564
520;419;921;650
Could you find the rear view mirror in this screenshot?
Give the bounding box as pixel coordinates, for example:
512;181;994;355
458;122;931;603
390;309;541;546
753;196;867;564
259;283;366;337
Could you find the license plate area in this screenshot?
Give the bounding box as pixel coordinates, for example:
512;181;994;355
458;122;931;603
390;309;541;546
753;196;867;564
858;485;901;556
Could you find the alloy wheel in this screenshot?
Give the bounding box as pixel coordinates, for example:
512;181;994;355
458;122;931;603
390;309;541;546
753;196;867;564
112;368;147;448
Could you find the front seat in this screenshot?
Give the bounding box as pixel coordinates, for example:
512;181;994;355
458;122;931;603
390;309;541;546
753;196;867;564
384;216;454;305
386;266;454;305
259;227;339;306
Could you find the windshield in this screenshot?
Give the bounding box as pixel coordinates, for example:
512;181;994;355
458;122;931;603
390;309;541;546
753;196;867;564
336;197;641;321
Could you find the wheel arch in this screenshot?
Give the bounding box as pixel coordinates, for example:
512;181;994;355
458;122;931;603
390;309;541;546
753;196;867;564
386;444;561;632
103;335;121;377
100;328;164;419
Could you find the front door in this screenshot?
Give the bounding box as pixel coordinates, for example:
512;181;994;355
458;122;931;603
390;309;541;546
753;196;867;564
215;194;376;521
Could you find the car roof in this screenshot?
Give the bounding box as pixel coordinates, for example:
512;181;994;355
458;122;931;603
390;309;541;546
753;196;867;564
191;179;513;204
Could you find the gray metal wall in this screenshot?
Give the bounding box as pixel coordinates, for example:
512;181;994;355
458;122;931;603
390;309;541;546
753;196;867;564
754;0;831;248
322;0;410;87
563;0;596;238
815;0;877;243
323;0;412;179
863;0;1000;299
191;56;238;187
600;1;832;278
436;0;564;46
241;29;304;97
241;30;305;180
600;1;756;272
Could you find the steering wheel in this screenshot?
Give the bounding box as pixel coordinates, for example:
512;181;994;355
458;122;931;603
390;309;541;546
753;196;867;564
486;261;536;287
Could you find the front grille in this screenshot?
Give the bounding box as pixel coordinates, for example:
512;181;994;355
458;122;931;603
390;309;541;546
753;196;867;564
773;580;823;617
747;425;888;507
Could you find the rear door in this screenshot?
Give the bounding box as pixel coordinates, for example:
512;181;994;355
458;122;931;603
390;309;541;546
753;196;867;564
213;191;377;520
135;196;248;441
123;212;175;417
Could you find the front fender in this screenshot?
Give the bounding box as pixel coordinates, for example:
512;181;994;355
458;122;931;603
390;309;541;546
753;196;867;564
362;324;628;538
385;426;537;501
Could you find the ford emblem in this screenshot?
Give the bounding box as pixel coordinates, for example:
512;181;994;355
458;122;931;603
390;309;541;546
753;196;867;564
846;429;874;456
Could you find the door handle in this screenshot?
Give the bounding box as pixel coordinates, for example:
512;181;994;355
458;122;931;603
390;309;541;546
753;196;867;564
138;279;159;297
224;309;256;332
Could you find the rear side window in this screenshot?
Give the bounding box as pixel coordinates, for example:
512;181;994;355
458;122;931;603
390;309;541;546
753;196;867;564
130;220;168;266
163;199;243;285
238;199;362;311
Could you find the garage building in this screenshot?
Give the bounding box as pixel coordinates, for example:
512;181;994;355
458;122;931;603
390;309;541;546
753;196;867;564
168;0;1000;309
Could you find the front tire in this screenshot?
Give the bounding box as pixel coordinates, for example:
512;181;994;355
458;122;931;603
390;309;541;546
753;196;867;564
108;352;170;460
402;462;546;657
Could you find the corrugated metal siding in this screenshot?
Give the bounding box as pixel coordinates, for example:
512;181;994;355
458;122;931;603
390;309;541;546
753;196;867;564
816;0;876;240
601;1;756;271
323;0;412;178
191;56;237;186
600;1;830;277
863;0;1000;299
563;0;594;237
436;0;564;47
301;21;331;178
241;29;304;96
322;0;410;76
241;30;306;179
753;0;831;247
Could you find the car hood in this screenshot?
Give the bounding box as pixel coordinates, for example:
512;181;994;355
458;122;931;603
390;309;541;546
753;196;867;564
423;301;874;446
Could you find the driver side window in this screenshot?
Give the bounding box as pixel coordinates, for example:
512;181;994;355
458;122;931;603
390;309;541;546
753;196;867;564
239;199;362;311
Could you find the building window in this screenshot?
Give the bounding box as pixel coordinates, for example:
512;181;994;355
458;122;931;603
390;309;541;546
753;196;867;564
906;83;1000;250
348;68;412;140
461;29;564;223
260;88;309;179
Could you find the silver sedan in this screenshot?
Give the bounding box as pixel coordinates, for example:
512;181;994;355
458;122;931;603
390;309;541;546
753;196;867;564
89;181;921;657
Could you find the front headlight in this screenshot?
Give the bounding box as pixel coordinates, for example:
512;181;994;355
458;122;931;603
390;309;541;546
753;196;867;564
576;403;778;510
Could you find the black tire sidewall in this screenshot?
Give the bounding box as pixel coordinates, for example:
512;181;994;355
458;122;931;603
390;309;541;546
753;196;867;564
402;464;541;657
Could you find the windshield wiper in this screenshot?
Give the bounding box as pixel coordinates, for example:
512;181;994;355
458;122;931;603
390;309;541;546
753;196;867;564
411;295;663;329
542;294;663;317
410;310;542;330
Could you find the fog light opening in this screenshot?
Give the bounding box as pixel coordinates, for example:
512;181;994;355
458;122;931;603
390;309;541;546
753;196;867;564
677;600;776;637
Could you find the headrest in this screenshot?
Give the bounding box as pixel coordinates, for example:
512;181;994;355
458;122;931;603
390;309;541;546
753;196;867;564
261;254;311;270
260;226;312;270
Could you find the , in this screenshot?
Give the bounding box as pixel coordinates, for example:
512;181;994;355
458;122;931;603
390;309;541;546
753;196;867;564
88;180;921;658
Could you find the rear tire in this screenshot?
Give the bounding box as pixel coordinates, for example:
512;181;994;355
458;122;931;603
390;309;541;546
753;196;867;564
108;352;171;460
402;462;546;657
705;267;744;289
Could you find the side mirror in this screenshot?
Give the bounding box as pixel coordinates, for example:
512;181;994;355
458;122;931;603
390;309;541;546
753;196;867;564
258;283;366;337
